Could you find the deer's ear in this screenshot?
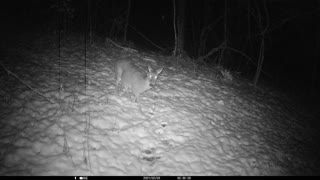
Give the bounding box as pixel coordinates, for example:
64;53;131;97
148;65;152;72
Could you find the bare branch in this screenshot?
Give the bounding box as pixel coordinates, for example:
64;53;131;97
129;25;167;51
226;46;273;79
199;41;224;60
106;38;138;52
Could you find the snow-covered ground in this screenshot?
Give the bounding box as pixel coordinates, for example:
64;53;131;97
0;35;319;176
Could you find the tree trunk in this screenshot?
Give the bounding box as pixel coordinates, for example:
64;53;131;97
175;0;185;57
253;0;269;86
124;0;131;43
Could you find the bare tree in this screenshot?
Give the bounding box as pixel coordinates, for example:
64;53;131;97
173;0;185;57
218;0;228;65
253;0;269;86
88;0;93;42
50;0;74;36
124;0;131;43
173;0;177;56
197;1;222;59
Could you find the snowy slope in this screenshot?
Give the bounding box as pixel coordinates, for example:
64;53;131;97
0;37;319;176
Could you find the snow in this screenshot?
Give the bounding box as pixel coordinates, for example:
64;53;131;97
0;37;319;176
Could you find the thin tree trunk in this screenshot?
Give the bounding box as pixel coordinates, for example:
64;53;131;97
124;0;131;43
219;0;228;65
253;0;269;86
253;38;265;85
88;0;93;43
176;0;185;57
173;0;177;56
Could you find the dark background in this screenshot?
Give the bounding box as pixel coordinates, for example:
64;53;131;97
1;0;319;102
